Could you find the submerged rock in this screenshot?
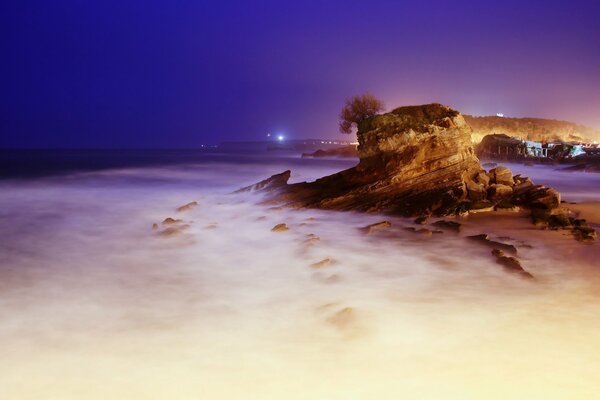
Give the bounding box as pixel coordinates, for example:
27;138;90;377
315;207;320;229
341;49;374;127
467;234;518;255
162;217;183;225
491;249;534;279
311;258;335;269
158;224;190;237
176;201;198;212
362;220;392;234
432;220;461;231
271;223;289;232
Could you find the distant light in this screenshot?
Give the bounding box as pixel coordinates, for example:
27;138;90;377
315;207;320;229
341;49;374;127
277;135;284;141
267;133;271;137
496;113;505;117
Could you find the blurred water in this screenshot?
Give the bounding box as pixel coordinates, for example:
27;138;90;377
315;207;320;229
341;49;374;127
0;150;599;399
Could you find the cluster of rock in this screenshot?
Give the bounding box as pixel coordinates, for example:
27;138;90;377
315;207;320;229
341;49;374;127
241;103;595;241
462;165;560;213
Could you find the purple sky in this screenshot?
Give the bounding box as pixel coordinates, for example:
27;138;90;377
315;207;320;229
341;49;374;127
1;0;599;147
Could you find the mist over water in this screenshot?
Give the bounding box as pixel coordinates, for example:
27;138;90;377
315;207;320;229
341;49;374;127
1;151;599;399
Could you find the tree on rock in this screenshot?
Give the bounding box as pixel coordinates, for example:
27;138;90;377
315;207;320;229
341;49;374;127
339;94;384;134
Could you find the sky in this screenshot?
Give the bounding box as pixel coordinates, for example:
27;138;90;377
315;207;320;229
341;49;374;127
1;0;600;148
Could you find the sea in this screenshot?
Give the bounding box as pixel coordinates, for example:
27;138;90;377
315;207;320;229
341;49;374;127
1;146;599;399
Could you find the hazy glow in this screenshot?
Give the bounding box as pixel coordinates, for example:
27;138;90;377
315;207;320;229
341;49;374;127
0;158;599;399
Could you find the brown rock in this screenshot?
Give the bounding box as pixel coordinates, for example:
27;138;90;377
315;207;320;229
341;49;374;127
235;170;291;193
487;184;513;202
303;234;321;245
414;216;429;225
162;217;183;225
466;179;487;201
491;249;534;279
432;220;461;231
311;258;335;269
489;166;514;186
327;307;355;328
176;201;198;212
362;220;392;233
262;104;481;216
468;234;518;255
158;224;190;237
475;171;490;186
271;223;289;232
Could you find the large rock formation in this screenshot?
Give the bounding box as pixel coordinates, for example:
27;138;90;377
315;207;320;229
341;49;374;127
242;104;583;225
464;115;599;144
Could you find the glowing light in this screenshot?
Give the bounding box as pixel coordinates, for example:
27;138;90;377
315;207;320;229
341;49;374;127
496;113;505;117
277;135;284;141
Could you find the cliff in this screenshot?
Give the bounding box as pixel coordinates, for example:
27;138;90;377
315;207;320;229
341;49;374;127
464;115;599;144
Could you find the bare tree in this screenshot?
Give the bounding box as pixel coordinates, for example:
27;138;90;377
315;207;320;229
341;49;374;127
339;93;384;134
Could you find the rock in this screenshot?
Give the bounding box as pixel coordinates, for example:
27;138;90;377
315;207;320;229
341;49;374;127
523;187;561;210
271;223;289;232
491;249;534;279
162;217;183;225
466;201;495;213
205;223;218;229
262;104;482;216
152;223;159;230
362;220;392;233
414;216;429;225
311;258;335;269
304;234;321;245
487;184;513;202
235;170;291;193
301;145;358;158
176;201;198;212
466;179;487;201
158;224;190;237
432;220;461;231
573;226;597;243
488;166;514;186
468;234;518;255
326;307;355;328
513;179;534;196
475;171;490;186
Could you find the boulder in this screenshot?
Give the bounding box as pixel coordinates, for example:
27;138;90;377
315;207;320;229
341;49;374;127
271;223;289;232
466;180;487;201
489;166;514;186
236;170;291;193
176;201;198;212
487;184;513;202
475;171;490;186
362;221;392;234
311;258;335;269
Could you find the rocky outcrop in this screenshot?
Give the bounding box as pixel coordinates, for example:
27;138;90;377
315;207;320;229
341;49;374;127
272;104;482;216
240;103;595;239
